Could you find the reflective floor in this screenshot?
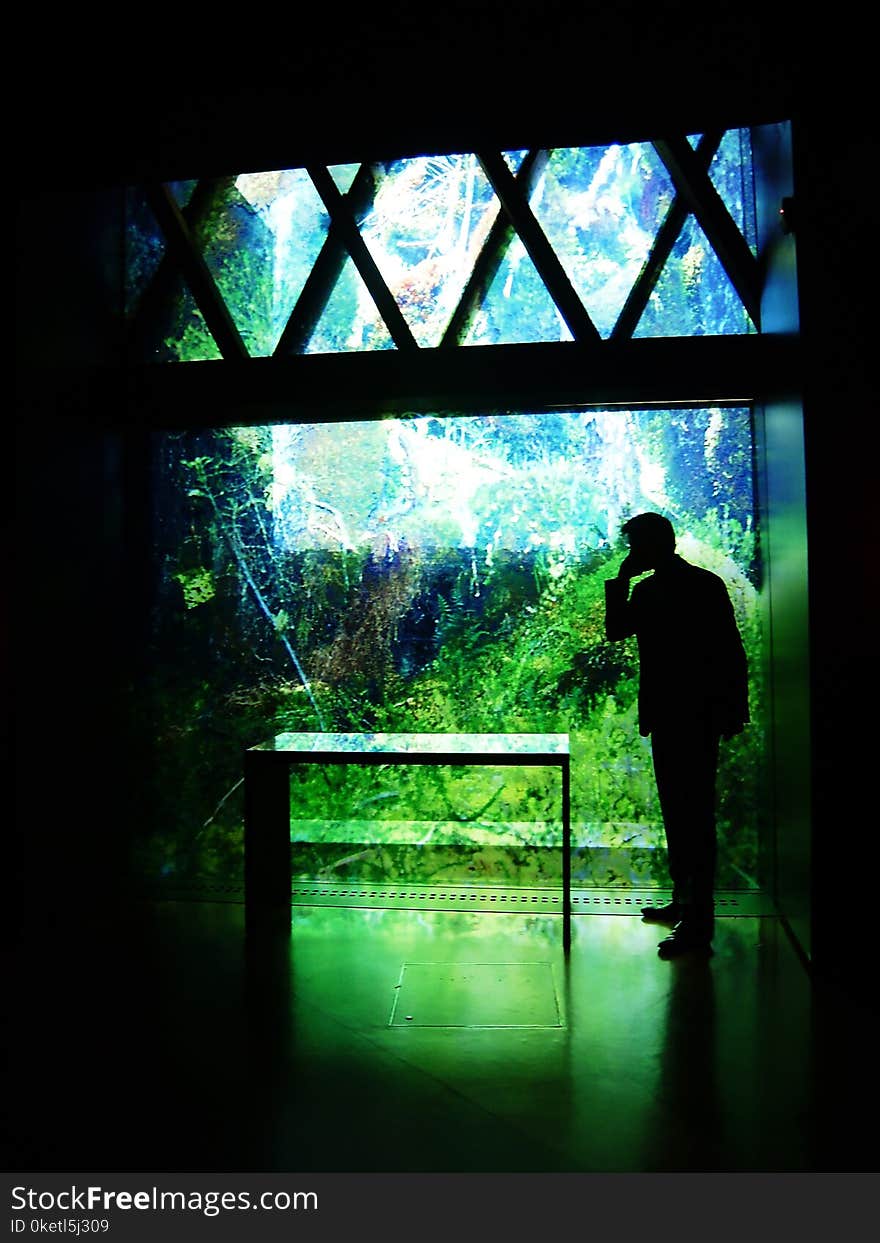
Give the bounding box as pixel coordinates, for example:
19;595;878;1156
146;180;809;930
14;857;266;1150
5;898;878;1172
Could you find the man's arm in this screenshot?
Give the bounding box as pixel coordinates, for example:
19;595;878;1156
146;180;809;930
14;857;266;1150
604;558;639;641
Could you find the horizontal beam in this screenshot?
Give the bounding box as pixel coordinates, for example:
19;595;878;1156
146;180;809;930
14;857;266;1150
98;334;804;430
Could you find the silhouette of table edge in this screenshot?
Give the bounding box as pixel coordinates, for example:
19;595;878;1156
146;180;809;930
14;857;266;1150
243;731;572;951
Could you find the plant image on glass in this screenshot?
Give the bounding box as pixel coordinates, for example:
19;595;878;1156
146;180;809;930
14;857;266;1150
136;407;765;897
126;126;764;899
124;130;757;361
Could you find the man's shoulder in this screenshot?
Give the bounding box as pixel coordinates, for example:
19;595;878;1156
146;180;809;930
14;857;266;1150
674;557;725;587
635;557;727;598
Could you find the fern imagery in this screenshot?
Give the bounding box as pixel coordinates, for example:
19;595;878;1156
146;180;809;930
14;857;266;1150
132;407;765;896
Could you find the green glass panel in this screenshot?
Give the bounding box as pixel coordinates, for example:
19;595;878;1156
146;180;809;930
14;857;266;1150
463;240;574;345
137;406;764;892
530;143;677;338
305;253;396;353
233;168;330;353
633;214;755;338
188;178;277;357
358;154;501;347
150;281;221;363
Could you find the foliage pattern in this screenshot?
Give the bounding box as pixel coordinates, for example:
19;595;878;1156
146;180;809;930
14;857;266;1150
133;408;766;894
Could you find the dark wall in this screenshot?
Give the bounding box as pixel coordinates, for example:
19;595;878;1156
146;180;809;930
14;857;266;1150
14;189;132;917
791;108;871;1001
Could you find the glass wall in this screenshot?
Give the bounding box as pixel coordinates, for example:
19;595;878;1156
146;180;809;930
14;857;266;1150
134;406;766;894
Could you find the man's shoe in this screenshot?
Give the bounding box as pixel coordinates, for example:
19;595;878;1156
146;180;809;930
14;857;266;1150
657;922;713;959
641;902;682;924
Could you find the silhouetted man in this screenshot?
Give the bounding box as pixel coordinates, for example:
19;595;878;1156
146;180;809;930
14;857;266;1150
604;513;749;958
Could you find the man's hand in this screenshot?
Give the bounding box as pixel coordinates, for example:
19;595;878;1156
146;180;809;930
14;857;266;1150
617;553;647;580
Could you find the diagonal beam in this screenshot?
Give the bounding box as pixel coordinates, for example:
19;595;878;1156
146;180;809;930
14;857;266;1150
440;149;551;348
306;163;419;352
273;164;377;357
612;131;723;341
131;178;237;355
653;134;761;330
476;149;602;344
144;182;250;361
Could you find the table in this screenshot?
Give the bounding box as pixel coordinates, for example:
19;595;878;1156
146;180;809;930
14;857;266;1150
244;731;572;950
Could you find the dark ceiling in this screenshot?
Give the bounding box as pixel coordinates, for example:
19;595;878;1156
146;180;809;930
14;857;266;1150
16;6;851;191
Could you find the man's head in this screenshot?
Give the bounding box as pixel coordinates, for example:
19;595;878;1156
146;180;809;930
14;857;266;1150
621;512;676;570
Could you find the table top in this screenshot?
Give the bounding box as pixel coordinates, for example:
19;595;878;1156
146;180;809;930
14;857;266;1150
249;731;570;758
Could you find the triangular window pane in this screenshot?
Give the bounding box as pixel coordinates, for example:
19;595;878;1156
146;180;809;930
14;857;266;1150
359;153;501;347
531;143;676;338
501;150;530;174
187;178;282;357
463;240;574;345
633;214;755;337
329;163;361;195
233;169;330;354
305;253;396;354
709;129;758;257
149;282;222;363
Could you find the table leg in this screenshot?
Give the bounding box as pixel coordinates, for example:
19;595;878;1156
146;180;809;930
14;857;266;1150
245;754;292;934
562;757;571;955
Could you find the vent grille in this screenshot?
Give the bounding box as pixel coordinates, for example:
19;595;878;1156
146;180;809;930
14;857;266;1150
288;882;773;916
134;879;773;916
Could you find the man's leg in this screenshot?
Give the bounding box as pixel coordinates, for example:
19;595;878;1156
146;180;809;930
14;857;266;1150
688;725;720;939
650;722;719;952
649;725;692;914
686;725;720;934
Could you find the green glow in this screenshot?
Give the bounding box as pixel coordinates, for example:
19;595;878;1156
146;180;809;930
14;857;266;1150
173;566;215;609
139;406;765;894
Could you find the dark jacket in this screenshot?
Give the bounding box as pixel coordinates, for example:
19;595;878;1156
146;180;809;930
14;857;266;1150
604;555;750;738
